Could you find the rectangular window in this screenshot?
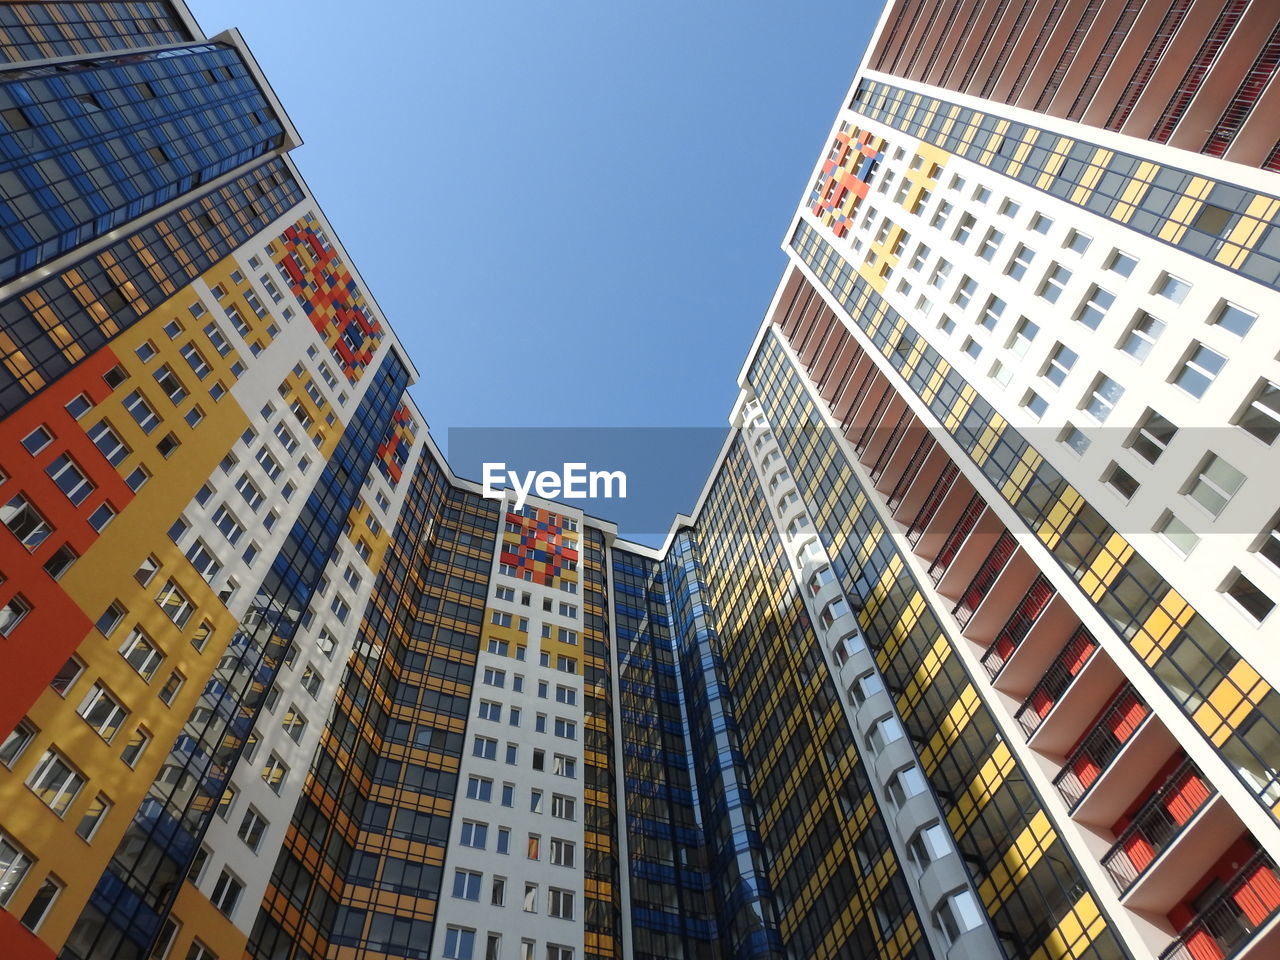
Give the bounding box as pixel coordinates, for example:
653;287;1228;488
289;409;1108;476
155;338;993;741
75;794;111;841
78;684;127;742
452;870;482;902
1213;301;1256;338
26;750;84;816
1076;286;1115;330
211;869;242;916
0;720;36;769
1040;264;1071;302
1186;454;1244;518
548;887;574;920
549;838;575;867
120;629;163;680
1173;343;1226;398
1129;410;1178;464
1238;380;1280;444
0;834;31;907
1103;463;1140;501
1224;571;1273;623
2;494;52;551
1083;375;1124;423
1006;244;1034;279
122;390;160;433
238;807;268;852
1042;344;1077;386
1118;312;1165;360
261;753;288;793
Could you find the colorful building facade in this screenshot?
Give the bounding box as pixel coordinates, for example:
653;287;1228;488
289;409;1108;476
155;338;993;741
1;3;1278;960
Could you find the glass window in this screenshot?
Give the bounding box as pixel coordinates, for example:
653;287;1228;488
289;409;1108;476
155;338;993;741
1224;572;1274;623
1237;380;1280;444
1043;344;1077;386
1083;375;1124;422
1104;463;1140;501
1118;312;1165;360
1186;454;1245;517
1156;273;1191;303
1129;410;1177;464
26;750;83;816
1172;343;1226;398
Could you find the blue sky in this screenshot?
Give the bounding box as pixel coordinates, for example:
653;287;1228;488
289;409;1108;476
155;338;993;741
189;0;876;520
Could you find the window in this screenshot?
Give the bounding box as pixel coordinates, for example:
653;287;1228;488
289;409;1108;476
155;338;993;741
1008;317;1038;356
978;229;1003;261
153;365;187;405
1040;264;1071;302
552;755;576;778
1129;410;1177;464
87;421;130;465
0;720;36;769
478;701;502;721
936;889;986;942
452;870;482;902
1186;455;1244;518
466;777;493;802
1238;380;1280;443
281;706;306;743
548;887;574;920
87;502;116;531
120;727;150;767
26;750;83;815
1107;251;1138;276
473;737;497;760
300;666;322;699
261;753;288;793
1083;375;1123;423
866;716;904;752
2;494;51;550
549;793;576;823
1118;312;1164;360
21;426;53;455
211;870;242;916
553;718;576;740
954;276;977;308
1022;390;1047;419
491;875;507;906
1076;286;1115;330
550;838;575;867
497;827;510;854
50;656;84;695
120;629;164;681
461;821;488;849
523;882;538;913
483;668;506;688
215;784;237;821
0;595;31;636
1006;244;1034;279
887;765;928;806
554;685;576;706
1156;273;1191;303
929;261;952;288
0;834;31;907
79;684;127;742
212;505;244;546
978;296;1003;331
186;941;217;960
1103;463;1140;501
1213;301;1256;338
156;580;194;627
1042;344;1076;386
1224;572;1273;624
546;947;573;960
122;390;160;433
42;542;78;579
1172;343;1226;398
953;214;975;244
75;794;111;841
1066;230;1091;254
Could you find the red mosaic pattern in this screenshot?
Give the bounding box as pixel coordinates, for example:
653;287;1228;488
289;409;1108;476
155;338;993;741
500;508;579;587
809;125;884;237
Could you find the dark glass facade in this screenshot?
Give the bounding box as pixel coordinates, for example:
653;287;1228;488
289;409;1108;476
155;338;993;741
0;41;285;284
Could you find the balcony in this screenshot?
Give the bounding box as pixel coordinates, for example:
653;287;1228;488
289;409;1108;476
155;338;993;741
1052;684;1155;811
1160;851;1280;960
1102;757;1216;893
1013;625;1100;736
925;491;986;581
950;530;1017;626
979;574;1056;676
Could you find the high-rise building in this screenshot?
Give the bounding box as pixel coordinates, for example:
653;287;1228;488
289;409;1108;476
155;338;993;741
1;3;1278;960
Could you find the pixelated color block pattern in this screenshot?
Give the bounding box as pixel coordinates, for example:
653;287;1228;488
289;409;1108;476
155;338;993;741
810;124;885;238
376;402;417;485
272;215;383;382
501;508;579;587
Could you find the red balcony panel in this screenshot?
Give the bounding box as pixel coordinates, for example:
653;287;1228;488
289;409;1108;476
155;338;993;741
906;461;960;545
924;490;983;578
982;574;1056;677
952;530;1017;625
1162;847;1280;960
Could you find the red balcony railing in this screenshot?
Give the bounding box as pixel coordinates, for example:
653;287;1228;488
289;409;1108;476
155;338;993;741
1159;851;1280;960
906;462;958;545
1101;756;1214;891
925;491;984;581
885;435;935;510
868;410;912;481
951;530;1016;626
1013;626;1098;735
1052;684;1150;807
980;574;1056;678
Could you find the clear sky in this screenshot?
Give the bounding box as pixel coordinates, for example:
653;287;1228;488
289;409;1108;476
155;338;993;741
188;0;878;520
